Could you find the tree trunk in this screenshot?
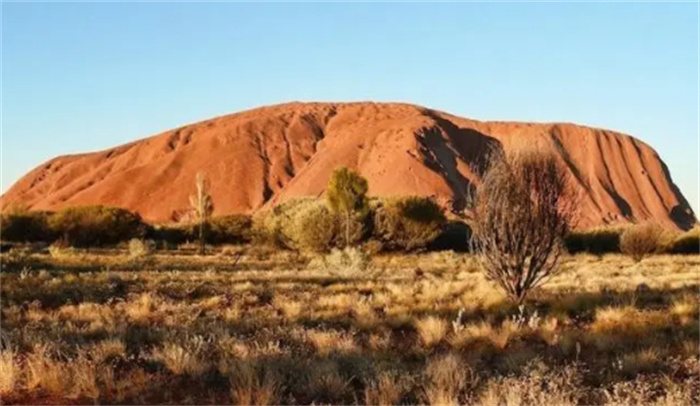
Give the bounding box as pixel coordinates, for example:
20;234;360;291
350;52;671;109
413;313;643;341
345;211;351;248
198;220;205;255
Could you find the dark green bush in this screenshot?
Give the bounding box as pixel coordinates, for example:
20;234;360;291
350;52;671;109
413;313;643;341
251;209;283;247
291;203;339;252
664;226;699;254
0;210;54;242
209;214;253;244
373;197;446;251
429;220;472;252
565;227;623;254
49;206;146;247
149;224;194;246
251;199;317;249
252;199;366;252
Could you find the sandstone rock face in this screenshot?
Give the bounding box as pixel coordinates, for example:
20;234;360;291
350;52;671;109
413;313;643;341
2;102;695;229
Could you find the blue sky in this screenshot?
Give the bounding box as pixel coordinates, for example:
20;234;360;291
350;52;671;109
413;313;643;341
2;2;698;212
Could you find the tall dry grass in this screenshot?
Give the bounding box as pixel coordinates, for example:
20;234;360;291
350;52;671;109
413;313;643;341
0;247;697;404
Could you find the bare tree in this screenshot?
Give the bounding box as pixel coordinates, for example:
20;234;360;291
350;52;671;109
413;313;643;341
190;172;214;255
469;147;576;304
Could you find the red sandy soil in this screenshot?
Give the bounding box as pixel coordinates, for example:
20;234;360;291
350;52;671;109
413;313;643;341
1;102;695;229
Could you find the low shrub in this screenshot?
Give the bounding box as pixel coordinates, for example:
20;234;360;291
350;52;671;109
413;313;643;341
620;222;664;262
373;197;446;251
253;199;364;252
312;246;370;276
0;210;54;242
48;206;146;247
250;199;315;249
251;209;284;247
291;202;339;253
429;220;472;252
128;238;154;259
565;226;623;254
209;214;252;244
664;226;699;254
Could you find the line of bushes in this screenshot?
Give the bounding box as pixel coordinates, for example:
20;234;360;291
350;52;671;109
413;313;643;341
150;214;252;246
1;206;146;247
2;204;697;255
0;206;252;248
1;197;450;253
565;224;699;256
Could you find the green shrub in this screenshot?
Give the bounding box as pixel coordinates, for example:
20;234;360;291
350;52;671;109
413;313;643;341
291;202;339;253
430;220;472;252
664;226;699;254
565;227;623;254
48;206;146;247
620;223;664;262
251;209;283;247
254;199;317;249
373;197;446;251
149;224;194;246
209;214;252;244
0;210;54;242
253;199;364;252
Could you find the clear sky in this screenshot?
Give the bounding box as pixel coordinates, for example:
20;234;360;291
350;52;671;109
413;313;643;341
2;2;698;212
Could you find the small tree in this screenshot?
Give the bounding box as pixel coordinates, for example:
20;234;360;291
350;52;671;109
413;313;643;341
325;167;369;247
469;147;575;304
189;172;214;255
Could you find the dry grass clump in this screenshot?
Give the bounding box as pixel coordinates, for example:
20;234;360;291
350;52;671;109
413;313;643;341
312;246;370;275
23;344;100;401
592;305;640;331
48;242;77;259
224;361;281;405
603;371;700;406
0;347;18;397
305;359;354;403
414;316;448;347
306;329;358;356
364;372;406;406
620;222;665;262
450;320;518;350
669;293;699;324
477;360;585;406
274;296;304;321
423;353;472;405
150;336;208;375
619;348;662;377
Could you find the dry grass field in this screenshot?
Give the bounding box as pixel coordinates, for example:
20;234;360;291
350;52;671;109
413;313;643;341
0;247;698;405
